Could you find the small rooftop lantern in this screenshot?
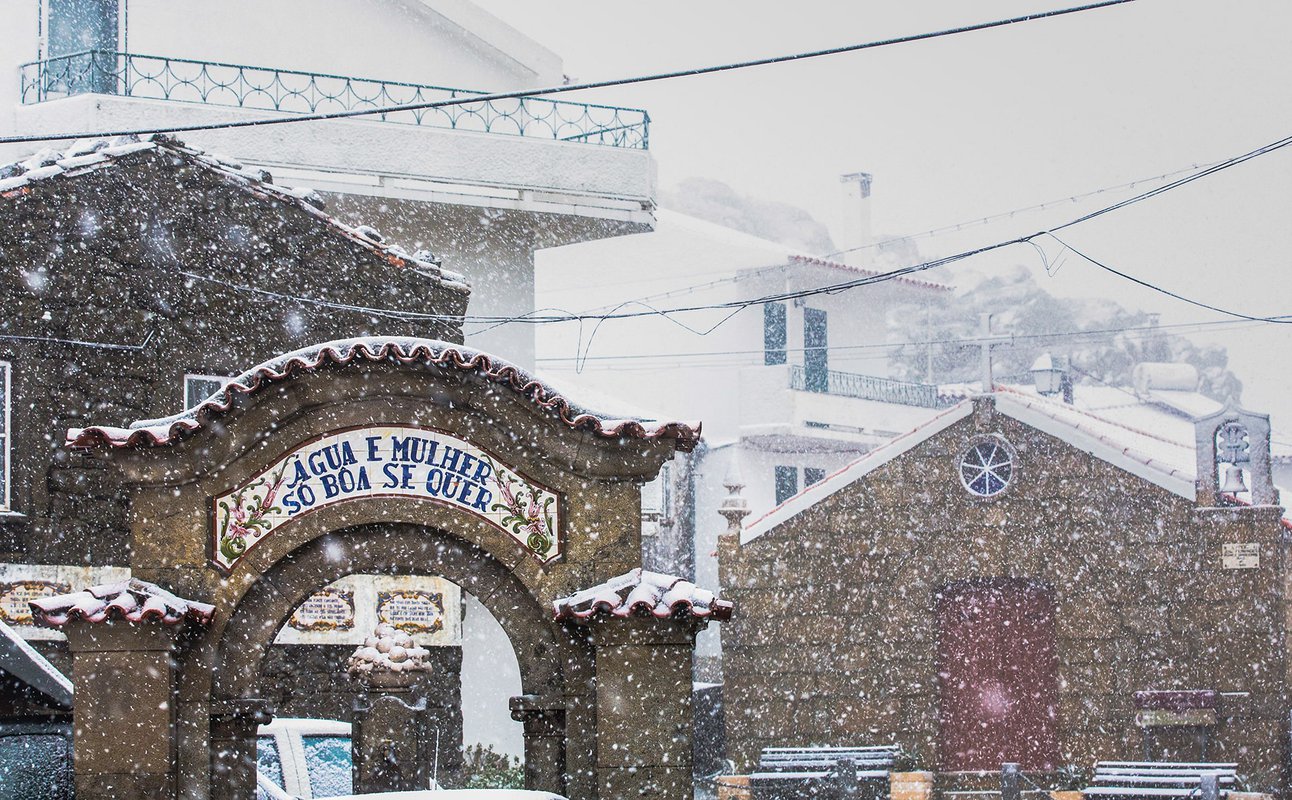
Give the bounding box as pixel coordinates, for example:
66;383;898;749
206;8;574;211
1030;353;1073;402
1030;353;1063;394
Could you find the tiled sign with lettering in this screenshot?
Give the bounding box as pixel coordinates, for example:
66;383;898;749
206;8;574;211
212;426;562;572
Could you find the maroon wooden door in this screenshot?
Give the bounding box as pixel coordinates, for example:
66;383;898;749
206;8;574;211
936;580;1060;771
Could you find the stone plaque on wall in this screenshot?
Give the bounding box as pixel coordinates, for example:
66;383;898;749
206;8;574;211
287;588;356;632
0;564;130;640
1222;543;1259;569
377;590;444;634
0;580;70;626
275;574;462;646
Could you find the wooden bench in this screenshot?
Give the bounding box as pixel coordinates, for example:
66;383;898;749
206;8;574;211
1082;761;1239;800
749;745;899;800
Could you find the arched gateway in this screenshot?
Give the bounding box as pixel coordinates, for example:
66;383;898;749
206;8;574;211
30;338;729;800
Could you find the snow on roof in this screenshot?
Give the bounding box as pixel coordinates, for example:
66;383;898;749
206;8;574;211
657;210;953;292
29;578;215;628
992;386;1196;499
1146;388;1225;419
0;135;468;293
415;0;564;84
258;717;351;736
942;381;1221;452
531;369;672;426
0;618;72;707
742;386;1288;545
67;337;702;451
552;567;733;622
742;401;974;544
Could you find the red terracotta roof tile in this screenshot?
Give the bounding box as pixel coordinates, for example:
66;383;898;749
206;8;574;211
553;567;733;622
29;578;215;628
67;337;701;451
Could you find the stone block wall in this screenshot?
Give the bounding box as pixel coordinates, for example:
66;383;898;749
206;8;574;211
721;401;1289;791
0;146;466;567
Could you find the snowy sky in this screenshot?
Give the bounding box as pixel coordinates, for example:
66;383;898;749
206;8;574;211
473;0;1292;420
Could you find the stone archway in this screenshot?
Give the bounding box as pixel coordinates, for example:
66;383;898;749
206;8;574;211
28;338;726;800
208;522;572;799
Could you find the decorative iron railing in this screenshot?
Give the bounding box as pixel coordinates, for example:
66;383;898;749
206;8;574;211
790;365;947;408
20;51;650;149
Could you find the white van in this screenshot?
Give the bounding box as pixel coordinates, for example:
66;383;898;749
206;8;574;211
254;718;567;800
257;717;359;799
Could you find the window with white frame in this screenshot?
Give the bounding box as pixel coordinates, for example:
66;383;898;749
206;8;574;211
641;463;673;535
0;362;10;512
184;374;229;410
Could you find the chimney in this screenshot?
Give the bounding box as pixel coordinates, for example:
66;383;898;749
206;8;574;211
839;171;873;266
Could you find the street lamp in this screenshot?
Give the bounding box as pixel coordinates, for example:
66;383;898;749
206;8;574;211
1030;353;1065;396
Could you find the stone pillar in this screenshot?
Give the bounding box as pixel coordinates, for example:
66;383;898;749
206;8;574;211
29;580;214;800
716;463;750;599
349;624;435;793
510;693;567;794
208;697;275;800
63;620;184;800
591;617;699;800
423;645;465;783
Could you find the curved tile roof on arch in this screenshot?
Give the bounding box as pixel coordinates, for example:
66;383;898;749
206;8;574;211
29;578;215;628
67;337;702;451
552;567;734;622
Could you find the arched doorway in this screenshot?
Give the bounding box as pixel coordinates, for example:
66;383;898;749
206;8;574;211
209;523;569;799
34;339;723;800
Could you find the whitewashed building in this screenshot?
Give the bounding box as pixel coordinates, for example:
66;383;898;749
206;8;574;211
0;0;656;365
535;209;955;676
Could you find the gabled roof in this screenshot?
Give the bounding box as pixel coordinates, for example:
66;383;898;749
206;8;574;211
68;337;702;451
0;135;468;294
413;0;564;85
742;387;1286;545
658;211;953;292
742;401;974;544
787;254;953;292
991;386;1196;499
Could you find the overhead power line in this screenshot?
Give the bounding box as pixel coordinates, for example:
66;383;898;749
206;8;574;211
0;0;1137;145
542;158;1229;307
1048;133;1292;234
819;159;1225;260
1043;234;1292;324
533;318;1270;365
179;128;1292;333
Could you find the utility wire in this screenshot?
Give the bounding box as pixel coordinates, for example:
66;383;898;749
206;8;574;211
1042;233;1292;324
0;328;156;351
1048;133;1292;233
540;159;1226;307
0;0;1137;145
182;128;1292;330
820;159;1225;260
534;318;1269;364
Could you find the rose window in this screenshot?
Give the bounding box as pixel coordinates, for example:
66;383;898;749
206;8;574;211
958;440;1014;498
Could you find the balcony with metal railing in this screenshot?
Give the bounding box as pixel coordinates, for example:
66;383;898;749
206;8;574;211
737;364;954;453
789;365;948;409
19;50;650;149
